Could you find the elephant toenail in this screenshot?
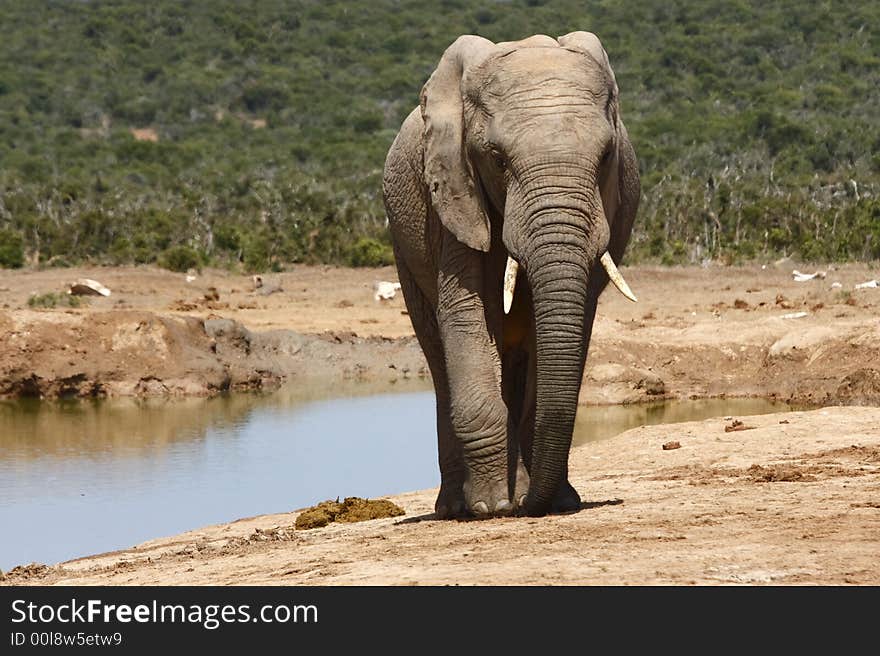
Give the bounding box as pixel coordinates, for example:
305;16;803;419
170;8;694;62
494;499;513;513
472;501;489;515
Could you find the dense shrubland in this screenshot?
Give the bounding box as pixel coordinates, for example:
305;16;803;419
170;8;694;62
1;0;878;270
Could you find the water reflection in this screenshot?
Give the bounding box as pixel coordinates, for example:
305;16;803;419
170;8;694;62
0;378;431;462
1;397;244;462
572;397;791;446
0;387;788;570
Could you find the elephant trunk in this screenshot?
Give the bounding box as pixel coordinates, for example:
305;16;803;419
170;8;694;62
519;207;598;516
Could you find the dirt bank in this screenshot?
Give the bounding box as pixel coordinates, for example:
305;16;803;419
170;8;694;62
1;262;878;406
0;309;426;398
4;405;878;586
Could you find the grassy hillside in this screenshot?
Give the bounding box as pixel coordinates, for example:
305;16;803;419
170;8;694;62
1;0;878;270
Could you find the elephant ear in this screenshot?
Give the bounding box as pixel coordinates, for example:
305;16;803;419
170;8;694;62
420;35;496;252
558;31;621;224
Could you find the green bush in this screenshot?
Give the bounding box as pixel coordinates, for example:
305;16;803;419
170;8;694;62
214;225;242;253
242;234;271;272
347;237;394;267
27;292;84;308
0;0;878;267
158;245;201;272
0;229;25;268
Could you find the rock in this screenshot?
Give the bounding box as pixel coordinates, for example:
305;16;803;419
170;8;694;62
205;318;253;354
635;371;666;395
768;327;836;357
69;279;111;297
662;441;681;450
583;364;666;404
836;369;880;405
792;270;826;282
374;281;402;301
775;294;793;309
245;274;282;295
725;419;756;432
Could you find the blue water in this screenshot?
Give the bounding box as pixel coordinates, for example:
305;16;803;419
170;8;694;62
0;390;438;570
0;391;790;570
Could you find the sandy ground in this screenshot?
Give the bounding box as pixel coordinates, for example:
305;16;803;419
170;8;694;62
1;261;879;585
1;261;879;404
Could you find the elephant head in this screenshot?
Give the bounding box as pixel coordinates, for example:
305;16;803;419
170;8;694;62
419;32;639;515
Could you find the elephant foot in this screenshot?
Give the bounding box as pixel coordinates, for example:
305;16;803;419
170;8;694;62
464;476;514;517
551;480;582;513
434;475;466;519
513;460;531;510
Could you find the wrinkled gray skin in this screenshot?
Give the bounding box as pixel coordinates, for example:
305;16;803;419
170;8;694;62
382;32;640;517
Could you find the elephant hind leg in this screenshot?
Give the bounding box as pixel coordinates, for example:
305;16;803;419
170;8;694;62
501;272;535;508
395;253;465;519
502;346;531;508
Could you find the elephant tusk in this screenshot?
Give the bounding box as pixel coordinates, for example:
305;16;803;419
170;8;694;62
600;252;637;302
503;256;518;314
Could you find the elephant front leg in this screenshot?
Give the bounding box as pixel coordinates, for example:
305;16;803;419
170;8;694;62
435;404;467;518
438;235;512;517
395;255;467;518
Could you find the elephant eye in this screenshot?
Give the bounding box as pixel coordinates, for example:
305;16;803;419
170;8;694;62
490;147;506;168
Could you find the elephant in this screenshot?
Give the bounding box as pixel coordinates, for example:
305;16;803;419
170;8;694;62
382;32;640;518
